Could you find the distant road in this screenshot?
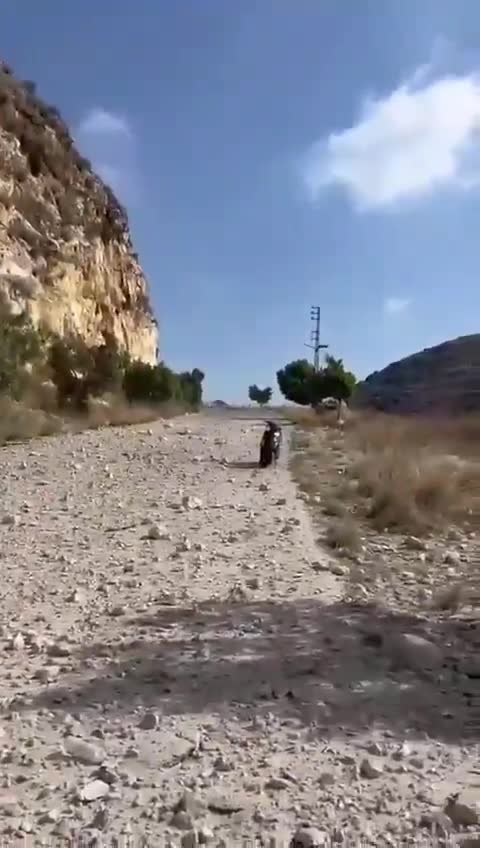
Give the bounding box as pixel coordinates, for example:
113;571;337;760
203;404;291;423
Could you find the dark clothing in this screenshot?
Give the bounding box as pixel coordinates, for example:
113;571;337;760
259;423;282;468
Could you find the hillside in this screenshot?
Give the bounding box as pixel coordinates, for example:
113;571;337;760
354;334;480;413
0;61;157;363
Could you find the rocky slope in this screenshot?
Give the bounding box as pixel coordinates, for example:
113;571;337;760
0;62;157;363
354;334;480;414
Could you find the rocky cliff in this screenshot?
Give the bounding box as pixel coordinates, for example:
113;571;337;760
0;62;157;363
354;334;480;414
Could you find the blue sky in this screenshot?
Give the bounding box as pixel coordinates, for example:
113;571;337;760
3;1;480;401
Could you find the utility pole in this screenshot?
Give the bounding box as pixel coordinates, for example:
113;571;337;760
305;305;328;371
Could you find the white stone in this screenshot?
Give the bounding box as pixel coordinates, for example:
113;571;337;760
11;632;25;651
80;779;110;802
360;757;384;779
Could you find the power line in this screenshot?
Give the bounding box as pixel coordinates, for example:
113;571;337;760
304;305;328;371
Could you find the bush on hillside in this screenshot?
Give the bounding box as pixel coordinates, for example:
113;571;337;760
0;314;46;399
48;335;95;410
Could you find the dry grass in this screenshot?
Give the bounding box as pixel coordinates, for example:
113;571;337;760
0;394;187;446
324;518;362;553
350;410;480;460
283;406;339;429
290;409;480;537
322;496;348;518
84;395;183;430
346;413;480;533
0;397;65;443
349;448;479;532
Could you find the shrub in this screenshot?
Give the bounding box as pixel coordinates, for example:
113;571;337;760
0;315;45;399
88;344;127;396
325;518;362;553
123;361;204;409
48;337;127;410
123;361;177;404
179;369;204;409
48;336;94;410
0;396;64;445
0;310;205;442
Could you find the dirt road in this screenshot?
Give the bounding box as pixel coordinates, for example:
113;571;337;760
0;411;478;846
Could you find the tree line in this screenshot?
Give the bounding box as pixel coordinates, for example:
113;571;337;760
0;313;204;412
248;355;356;407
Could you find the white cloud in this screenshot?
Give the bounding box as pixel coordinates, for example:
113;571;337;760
78;107;132;139
301;69;480;210
384;296;411;315
77;108;140;205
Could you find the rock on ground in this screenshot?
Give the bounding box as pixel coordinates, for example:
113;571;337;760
0;408;477;846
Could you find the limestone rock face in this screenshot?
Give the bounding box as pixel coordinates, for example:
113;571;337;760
0;62;157;363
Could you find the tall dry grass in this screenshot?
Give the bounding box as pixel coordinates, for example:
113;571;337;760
349;410;480;460
283;406;339;429
290;407;480;535
347;412;480;532
0;394;187;446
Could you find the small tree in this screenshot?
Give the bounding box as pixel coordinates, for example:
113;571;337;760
277;356;356;406
276;360;315;406
48;335;95;410
179;368;204;409
248;384;272;406
88;343;127;397
324;355;356;396
123;361;204;408
123;361;179;404
309;371;351;404
0;313;44;399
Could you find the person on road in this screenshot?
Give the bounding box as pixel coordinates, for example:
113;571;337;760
259;421;282;468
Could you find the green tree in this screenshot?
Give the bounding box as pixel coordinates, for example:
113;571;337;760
179;368;204;409
309;370;351;404
276;360;315;406
277;356;356;406
123;361;204;408
48;335;95;409
324;355;357;396
123;361;179;404
88;343;127;397
0;307;206;416
49;335;125;409
248;384;272;406
0;314;44;399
